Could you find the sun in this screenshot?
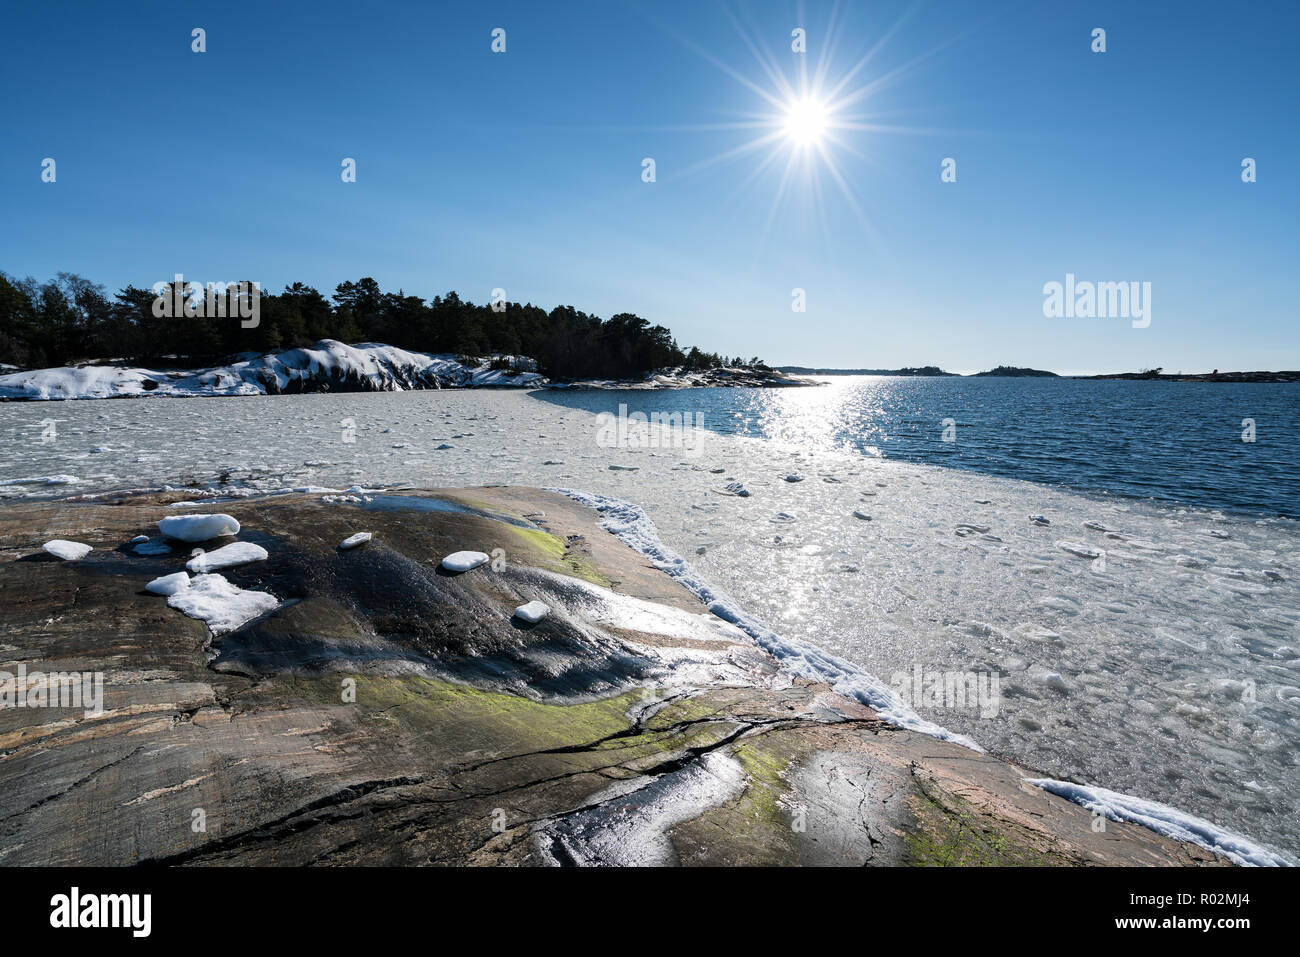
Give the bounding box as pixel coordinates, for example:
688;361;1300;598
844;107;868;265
647;5;943;244
782;96;829;147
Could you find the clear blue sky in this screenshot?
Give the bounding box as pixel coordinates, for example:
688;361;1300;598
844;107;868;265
2;0;1296;374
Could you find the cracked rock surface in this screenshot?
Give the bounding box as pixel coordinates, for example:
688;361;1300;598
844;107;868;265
0;487;1225;866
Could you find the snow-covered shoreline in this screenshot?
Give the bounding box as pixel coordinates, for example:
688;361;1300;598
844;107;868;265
0;340;544;400
0;339;814;401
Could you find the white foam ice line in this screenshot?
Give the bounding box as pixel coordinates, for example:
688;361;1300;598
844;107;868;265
549;488;982;751
550;486;1293;868
1028;778;1293;867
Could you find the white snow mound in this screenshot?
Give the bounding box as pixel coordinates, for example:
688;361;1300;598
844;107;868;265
166;573;279;636
514;600;550;623
441;550;490;572
186;542;268;573
158;513;240;542
146;572;191;596
43;540;92;560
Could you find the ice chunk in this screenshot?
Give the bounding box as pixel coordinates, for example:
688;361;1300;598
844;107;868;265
1028;514;1051;526
186;542;268;573
1057;541;1103;559
441;550;489;572
166;573;279;636
339;532;372;550
43;540;92;560
513;600;550;623
1;474;80;486
1043;672;1069;692
158;513;240;542
146;571;191;596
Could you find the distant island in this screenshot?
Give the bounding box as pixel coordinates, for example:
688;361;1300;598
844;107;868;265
777;365;958;377
972;366;1058;378
778;364;1298;382
1077;368;1300;383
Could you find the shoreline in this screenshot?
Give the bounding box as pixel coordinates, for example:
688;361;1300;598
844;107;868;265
0;339;816;402
0;484;1271;866
1;389;1296;860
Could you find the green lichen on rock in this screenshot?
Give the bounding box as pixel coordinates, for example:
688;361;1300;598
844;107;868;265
501;523;612;588
278;673;641;752
903;772;1063;867
0;487;1235;867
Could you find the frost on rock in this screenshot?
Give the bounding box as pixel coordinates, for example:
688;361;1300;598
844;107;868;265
133;540;172;555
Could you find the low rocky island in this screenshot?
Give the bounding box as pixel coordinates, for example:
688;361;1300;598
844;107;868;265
0;487;1231;865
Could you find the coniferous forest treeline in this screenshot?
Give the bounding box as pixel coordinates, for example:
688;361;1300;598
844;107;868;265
0;272;763;380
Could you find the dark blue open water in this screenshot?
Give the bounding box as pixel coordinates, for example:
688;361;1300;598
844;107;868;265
536;376;1300;517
